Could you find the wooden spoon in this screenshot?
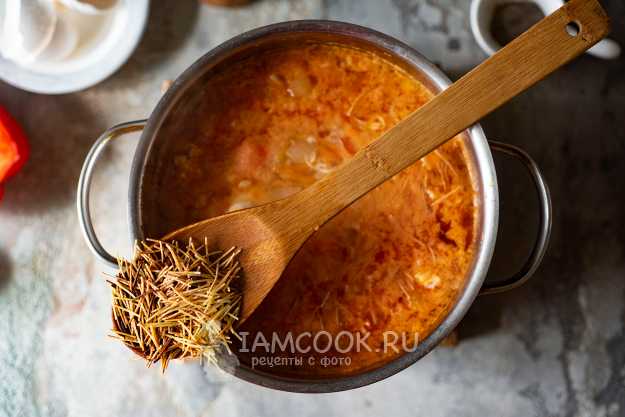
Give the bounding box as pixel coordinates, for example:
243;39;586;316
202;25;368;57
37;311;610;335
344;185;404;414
164;0;609;322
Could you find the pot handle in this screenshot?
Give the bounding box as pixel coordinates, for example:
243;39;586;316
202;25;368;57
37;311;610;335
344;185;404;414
480;140;552;295
77;120;147;269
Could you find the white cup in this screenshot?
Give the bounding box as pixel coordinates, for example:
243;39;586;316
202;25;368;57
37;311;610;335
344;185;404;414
470;0;621;60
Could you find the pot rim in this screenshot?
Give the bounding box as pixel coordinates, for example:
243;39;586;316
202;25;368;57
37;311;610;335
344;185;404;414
128;20;499;393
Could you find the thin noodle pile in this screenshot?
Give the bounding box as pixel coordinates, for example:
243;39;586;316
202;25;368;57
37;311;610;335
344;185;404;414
108;239;242;371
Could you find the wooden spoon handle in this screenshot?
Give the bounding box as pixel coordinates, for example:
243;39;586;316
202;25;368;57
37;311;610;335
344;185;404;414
289;0;609;232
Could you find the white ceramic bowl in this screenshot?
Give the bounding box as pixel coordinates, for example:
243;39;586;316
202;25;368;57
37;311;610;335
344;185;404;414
0;0;149;94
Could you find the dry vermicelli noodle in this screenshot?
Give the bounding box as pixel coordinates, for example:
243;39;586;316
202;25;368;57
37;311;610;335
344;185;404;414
108;238;242;371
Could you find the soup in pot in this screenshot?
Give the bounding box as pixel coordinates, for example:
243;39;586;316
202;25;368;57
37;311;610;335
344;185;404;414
156;43;478;377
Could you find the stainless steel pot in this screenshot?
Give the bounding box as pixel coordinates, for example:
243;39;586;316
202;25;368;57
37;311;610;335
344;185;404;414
77;21;551;393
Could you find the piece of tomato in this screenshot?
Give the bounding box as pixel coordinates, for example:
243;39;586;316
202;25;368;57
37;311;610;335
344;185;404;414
0;106;29;185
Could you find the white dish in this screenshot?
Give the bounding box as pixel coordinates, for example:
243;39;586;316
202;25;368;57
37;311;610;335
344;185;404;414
0;0;149;94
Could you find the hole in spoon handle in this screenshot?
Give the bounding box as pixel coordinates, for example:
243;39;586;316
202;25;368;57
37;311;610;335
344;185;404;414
561;0;610;45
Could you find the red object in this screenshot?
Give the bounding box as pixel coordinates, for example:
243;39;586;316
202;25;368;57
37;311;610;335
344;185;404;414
0;106;29;199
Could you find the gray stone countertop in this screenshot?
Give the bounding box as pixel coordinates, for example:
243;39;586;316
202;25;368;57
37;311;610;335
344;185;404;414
0;1;624;416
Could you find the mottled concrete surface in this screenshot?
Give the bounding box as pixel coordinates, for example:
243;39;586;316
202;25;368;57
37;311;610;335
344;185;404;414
0;1;624;416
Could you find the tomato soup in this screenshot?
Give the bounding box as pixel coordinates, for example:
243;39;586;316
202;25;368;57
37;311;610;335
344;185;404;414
156;44;477;377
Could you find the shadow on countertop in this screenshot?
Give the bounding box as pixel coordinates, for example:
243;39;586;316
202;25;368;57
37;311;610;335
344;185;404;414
0;248;12;292
453;0;625;353
446;18;625;405
0;90;107;216
112;0;200;82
